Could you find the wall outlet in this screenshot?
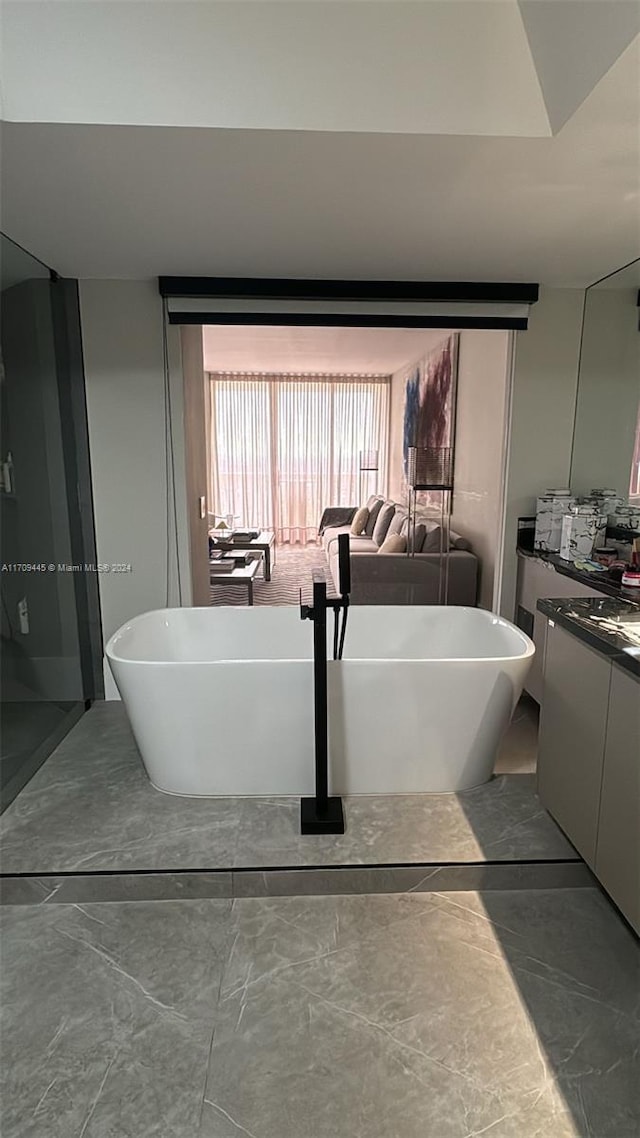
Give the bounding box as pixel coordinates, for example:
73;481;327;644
18;597;29;635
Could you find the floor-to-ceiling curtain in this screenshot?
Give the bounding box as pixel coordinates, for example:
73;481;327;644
209;373;389;543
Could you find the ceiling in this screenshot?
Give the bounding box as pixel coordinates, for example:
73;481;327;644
593;257;640;290
1;1;638;286
3;0;638;139
202;326;449;375
0;235;49;292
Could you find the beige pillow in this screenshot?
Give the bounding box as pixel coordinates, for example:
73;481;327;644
351;506;369;535
378;533;407;554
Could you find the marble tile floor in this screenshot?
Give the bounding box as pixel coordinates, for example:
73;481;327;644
1;887;638;1138
494;693;538;776
0;701;569;877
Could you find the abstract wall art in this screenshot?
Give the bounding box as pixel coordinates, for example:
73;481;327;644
402;333;459;503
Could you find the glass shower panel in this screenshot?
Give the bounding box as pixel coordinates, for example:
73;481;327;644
1;236;97;807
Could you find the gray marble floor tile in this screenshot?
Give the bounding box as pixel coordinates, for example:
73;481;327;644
0;704;241;873
235;775;577;868
494;694;539;775
433;889;640;1138
202;889;640;1138
0;899;232;1138
232;860;593;897
49;872;233;903
0;876;64;904
451;773;577;860
0;703;574;875
2;889;638;1137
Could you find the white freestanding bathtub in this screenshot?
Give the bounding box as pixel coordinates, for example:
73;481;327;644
106;606;533;796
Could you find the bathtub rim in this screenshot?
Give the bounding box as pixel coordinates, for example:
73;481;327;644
105;605;535;668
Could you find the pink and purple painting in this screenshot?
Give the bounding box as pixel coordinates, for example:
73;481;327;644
402;333;459;501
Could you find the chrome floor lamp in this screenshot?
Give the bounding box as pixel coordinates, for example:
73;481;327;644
407;446;454;604
358;450;379;503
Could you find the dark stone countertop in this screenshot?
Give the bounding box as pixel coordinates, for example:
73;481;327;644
537;596;640;680
517;547;638;600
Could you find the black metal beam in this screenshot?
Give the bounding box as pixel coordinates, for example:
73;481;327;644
159;276;539;305
169;312;529;330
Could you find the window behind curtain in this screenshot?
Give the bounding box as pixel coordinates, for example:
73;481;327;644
209;373;389;543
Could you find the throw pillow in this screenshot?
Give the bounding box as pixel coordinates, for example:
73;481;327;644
372;502;396;547
351;506;369;535
422;526;445;552
388;510;407;536
409;522;426;553
378;533;407;554
450;530;472;551
364;498;384;537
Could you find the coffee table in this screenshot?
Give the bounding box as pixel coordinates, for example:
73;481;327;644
210;530;276;581
209;557;260;605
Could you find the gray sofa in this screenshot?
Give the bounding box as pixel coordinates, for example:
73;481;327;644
320;496;478;605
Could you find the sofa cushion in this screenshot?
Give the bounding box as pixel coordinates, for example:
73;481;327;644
408;522;427;553
351;506;369;535
364;497;384;537
419;525;472;552
422;526;445;552
321;524;352;553
378;532;407;554
388;509;407;537
371;501;396;546
348;535;378;553
450;530;472;551
327;531;375;556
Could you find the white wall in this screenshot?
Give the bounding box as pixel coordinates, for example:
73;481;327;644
450;331;512;610
500;286;584;619
80;280;191;697
388;329;511;610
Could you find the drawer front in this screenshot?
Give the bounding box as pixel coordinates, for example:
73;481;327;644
538;623;610;866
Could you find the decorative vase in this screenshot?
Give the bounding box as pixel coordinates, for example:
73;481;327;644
559;506;607;561
588;489;622;516
534;489;577;552
608;505;640;533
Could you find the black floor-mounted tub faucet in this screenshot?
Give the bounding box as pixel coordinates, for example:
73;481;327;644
299;532;351;835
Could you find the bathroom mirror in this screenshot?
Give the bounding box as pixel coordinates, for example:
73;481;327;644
570;258;640;500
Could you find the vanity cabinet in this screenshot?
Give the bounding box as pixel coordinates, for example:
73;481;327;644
595;666;640;933
515;553;601;703
538;620;640;933
538;624;610;867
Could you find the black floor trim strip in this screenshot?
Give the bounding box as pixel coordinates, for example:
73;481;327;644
0;859;594;904
0;855;580;880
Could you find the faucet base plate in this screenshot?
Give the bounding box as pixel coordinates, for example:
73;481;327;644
300;796;345;835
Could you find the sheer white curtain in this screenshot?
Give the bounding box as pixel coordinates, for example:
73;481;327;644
209;373;389;543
